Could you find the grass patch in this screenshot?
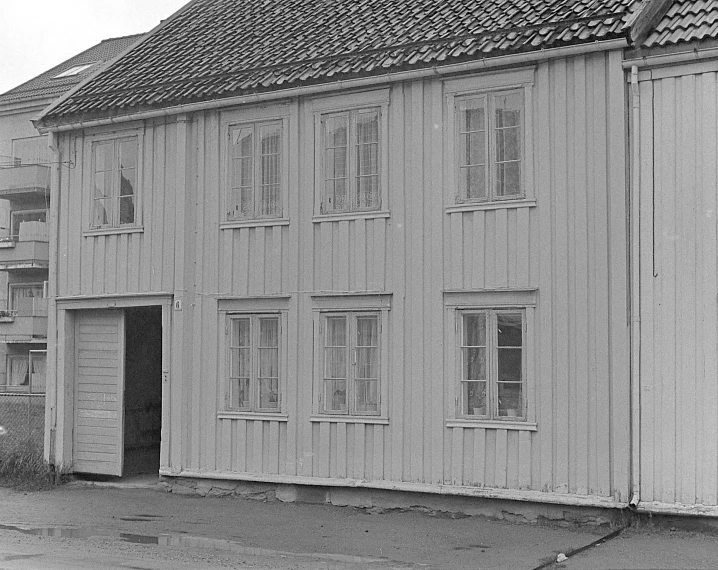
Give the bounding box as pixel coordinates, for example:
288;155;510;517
0;438;70;490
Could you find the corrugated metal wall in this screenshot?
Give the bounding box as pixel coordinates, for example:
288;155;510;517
56;50;630;500
639;67;718;506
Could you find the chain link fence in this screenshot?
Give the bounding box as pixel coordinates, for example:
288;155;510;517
0;394;45;452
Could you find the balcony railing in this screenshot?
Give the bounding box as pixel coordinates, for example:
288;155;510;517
0;294;48;340
0;222;49;269
0;163;51;200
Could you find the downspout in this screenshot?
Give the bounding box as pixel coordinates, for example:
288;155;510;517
629;65;641;509
45;131;61;466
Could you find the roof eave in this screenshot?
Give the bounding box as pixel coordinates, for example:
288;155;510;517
33;0;201;131
36;37;628;134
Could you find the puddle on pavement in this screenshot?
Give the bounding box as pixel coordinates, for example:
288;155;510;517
0;524;389;566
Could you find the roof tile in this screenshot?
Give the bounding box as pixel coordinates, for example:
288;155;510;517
41;0;636;124
643;0;718;47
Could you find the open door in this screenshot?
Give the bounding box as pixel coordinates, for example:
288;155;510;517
72;310;125;475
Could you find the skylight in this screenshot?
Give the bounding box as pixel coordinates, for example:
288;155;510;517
53;63;95;78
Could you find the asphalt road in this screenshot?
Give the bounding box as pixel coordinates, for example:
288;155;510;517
0;483;716;569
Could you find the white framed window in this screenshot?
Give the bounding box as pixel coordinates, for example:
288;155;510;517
321;108;381;213
445;289;536;429
226;314;282;412
320;312;380;415
90;136;139;229
445;69;534;211
457;309;525;420
312;293;390;421
226;119;287;221
312;90;389;218
2;350;46;394
456;90;523;202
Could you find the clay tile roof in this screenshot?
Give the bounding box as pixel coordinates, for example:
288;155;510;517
0;34;145;106
40;0;639;125
642;0;718;46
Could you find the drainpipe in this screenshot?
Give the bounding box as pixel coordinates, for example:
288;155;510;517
45;131;61;466
629;65;641;509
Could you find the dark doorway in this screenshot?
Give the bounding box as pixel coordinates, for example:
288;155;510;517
123;306;162;476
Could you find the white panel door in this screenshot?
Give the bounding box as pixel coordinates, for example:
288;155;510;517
73;310;125;475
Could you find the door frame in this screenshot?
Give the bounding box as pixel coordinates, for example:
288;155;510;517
52;294;172;474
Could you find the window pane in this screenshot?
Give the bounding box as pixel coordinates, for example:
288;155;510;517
8;357;29;388
229;128;253;218
94;142;112;173
463;347;486;380
356;111;378;144
460;98;485;132
498;382;522;417
325;116;348;212
497;313;522;346
494;92;522;197
119;139;137;170
259;318;278;347
356;316;377;346
94;170;112;200
463;314;486;346
119;195;135;225
326;117;347;147
495;93;522;128
324;379;347;412
498;348;522;383
325;316;346;346
259;378;279;409
232;318;250;347
460;165;486;200
463;381;487;416
460;132;485;168
355;379;378;413
230;378;250;408
30;352;47;393
260;124;281;217
93;199;111;227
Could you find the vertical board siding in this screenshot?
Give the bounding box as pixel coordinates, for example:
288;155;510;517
640;70;718;506
56;52;629;502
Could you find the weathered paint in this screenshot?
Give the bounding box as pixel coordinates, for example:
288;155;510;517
638;66;718;507
51;51;630;502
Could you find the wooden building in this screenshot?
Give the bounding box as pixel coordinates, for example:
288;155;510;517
627;0;718;515
34;0;716;516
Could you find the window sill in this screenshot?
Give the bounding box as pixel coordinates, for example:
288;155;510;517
84;226;144;237
446;199;536;214
221;219;290;229
217;412;288;422
312;210;390;223
310;415;389;425
446;419;537;431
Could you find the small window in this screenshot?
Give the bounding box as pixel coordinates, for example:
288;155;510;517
53;63;95;78
2;351;46;394
321;108;381;213
227;315;281;412
320;312;380;415
458;309;525;419
91;137;138;229
455;90;523;203
227;121;284;220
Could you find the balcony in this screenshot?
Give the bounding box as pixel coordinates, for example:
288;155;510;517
0;222;49;270
0;293;48;342
0;164;51;201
